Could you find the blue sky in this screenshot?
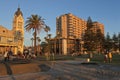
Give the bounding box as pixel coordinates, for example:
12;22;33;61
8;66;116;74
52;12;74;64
0;0;120;46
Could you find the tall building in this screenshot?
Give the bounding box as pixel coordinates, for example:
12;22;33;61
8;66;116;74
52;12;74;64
0;7;24;54
55;13;104;55
56;13;86;39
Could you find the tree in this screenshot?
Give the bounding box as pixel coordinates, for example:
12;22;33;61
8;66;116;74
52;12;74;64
118;32;120;51
43;37;50;53
87;16;93;29
84;17;95;51
31;37;34;47
38;38;41;43
44;34;52;53
37;37;41;45
95;29;104;53
44;25;50;36
112;33;118;51
104;32;112;51
25;14;46;55
48;34;52;53
118;32;120;39
48;34;51;39
112;33;118;42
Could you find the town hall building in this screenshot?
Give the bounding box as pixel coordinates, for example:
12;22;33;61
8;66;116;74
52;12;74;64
0;7;24;54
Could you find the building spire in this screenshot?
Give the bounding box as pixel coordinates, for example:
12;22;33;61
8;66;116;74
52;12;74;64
14;5;23;16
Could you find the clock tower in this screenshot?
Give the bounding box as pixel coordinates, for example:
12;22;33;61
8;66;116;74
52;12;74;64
12;7;24;54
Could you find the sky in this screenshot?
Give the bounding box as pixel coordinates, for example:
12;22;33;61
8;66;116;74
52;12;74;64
0;0;120;46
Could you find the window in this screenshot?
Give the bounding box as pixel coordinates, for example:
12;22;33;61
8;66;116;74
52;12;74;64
3;30;5;33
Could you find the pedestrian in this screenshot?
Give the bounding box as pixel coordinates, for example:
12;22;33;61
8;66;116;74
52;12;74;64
8;48;13;60
104;52;108;63
108;51;112;63
4;49;9;61
8;48;13;56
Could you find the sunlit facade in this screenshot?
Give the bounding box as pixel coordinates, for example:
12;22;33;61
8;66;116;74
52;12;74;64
0;7;24;54
54;13;104;55
92;22;104;34
56;13;87;39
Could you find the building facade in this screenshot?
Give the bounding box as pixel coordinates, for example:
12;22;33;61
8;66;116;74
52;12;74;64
56;13;86;39
92;22;104;34
0;7;24;54
54;13;104;55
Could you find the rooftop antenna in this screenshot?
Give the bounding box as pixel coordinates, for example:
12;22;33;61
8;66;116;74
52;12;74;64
18;4;20;9
17;4;20;11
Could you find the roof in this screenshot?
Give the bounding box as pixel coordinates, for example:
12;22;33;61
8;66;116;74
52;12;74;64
0;25;8;30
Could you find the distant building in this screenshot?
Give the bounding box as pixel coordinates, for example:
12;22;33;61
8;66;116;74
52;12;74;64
92;21;104;34
51;13;104;55
0;7;24;54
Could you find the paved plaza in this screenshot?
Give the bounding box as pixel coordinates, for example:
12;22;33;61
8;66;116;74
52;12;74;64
0;59;120;80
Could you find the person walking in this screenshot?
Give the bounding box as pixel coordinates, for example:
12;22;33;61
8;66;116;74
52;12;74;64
104;51;108;63
4;49;9;61
108;51;112;63
8;48;13;60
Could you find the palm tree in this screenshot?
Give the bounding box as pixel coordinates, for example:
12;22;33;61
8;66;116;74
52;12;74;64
31;37;34;47
25;14;46;55
37;37;41;45
36;37;41;54
48;34;51;39
44;25;50;36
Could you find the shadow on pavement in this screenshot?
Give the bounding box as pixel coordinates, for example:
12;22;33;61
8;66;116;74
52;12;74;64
38;64;51;72
3;62;16;80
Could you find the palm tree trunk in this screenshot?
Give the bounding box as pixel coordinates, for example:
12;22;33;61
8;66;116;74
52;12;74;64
34;29;37;56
